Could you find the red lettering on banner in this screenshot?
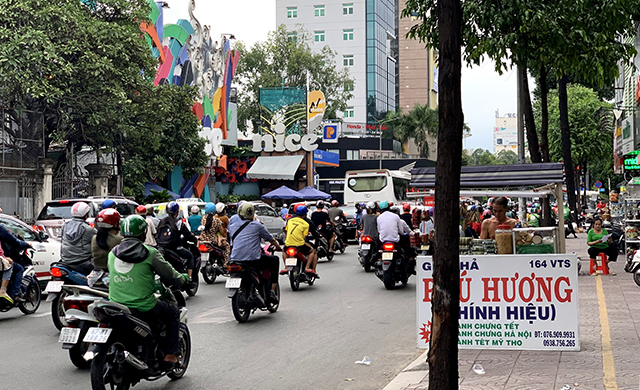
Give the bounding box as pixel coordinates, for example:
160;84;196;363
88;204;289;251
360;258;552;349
481;273;573;303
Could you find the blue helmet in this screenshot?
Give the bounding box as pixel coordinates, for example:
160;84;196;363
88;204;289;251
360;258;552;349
379;201;389;210
102;199;116;209
204;202;216;214
295;205;308;216
167;201;179;214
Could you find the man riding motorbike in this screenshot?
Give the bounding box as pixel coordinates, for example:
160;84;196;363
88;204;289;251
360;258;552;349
60;202;97;275
88;208;122;286
187;205;202;234
0;202;31;302
108;215;189;369
228;202;282;303
400;203;414;230
156;201;196;287
376;201;414;273
328;200;347;247
311;201;335;255
283;205;319;277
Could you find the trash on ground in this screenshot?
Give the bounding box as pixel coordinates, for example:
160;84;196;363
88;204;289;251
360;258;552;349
472;363;485;375
344;378;354;381
355;356;372;365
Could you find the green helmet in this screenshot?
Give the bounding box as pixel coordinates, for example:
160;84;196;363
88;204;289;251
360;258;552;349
120;215;147;238
238;202;255;221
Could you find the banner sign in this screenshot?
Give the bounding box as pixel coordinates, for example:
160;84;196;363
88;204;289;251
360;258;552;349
308;90;326;132
323;123;339;143
313;149;339;167
417;254;579;351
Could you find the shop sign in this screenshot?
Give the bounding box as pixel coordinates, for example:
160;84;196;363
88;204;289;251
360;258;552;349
313;149;339;167
308;90;326;132
623;153;640;171
323;123;339;143
417;254;579;351
199;127;224;157
252;123;318;153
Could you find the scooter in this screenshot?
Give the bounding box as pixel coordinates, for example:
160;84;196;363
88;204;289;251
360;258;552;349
283;243;316;291
311;225;334;262
46;261;92;330
625;249;640;286
375;241;410;290
358;235;377;272
160;239;201;297
0;249;42;315
199;241;228;284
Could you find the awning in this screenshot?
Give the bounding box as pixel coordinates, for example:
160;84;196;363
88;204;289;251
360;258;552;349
247;155;304;181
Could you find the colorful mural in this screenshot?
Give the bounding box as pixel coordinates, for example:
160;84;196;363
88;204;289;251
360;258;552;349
214;157;258;183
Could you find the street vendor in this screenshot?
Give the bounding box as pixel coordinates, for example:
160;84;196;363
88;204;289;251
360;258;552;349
480;197;517;240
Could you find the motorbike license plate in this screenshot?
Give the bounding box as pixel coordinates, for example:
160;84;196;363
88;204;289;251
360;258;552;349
382;252;394;260
45;281;64;293
361;244;370;250
421;245;430;251
83;327;112;343
285;258;297;266
201;252;209;261
58;327;81;344
225;278;242;288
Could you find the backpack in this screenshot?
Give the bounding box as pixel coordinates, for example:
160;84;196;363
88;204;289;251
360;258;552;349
156;219;177;248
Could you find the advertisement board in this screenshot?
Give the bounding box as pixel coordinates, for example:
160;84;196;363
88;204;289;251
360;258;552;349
313;149;339;167
323;123;339;143
417;254;579;351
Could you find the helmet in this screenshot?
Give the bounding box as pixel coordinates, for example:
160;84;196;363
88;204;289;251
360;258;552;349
331;200;339;207
296;205;308;216
238;202;254;221
120;215;147;238
391;206;401;215
204;203;216;214
283;203;288;208
316;200;324;209
379;201;389;210
191;205;200;214
71;202;91;218
135;205;147;215
145;205;154;214
96;208;121;229
167;201;179;214
388;202;394;207
366;201;376;210
102;199;116;209
402;203;411;212
215;202;226;213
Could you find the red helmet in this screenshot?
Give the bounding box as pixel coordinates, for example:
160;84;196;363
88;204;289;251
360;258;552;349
331;200;339;207
96;208;121;229
135;205;147;215
402;203;411;212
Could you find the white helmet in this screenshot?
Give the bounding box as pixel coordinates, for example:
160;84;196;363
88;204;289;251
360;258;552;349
71;202;91;218
191;205;200;214
366;201;376;210
215;202;226;213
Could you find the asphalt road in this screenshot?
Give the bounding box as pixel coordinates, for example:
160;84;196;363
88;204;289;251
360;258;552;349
0;246;420;390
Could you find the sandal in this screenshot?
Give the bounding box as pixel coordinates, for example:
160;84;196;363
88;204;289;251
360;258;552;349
0;292;13;305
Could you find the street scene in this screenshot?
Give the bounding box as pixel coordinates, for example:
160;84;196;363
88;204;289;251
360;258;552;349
2;0;640;390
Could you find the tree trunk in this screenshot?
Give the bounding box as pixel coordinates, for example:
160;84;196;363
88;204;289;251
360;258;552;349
520;66;542;163
539;66;550;163
428;0;462;388
559;76;577;223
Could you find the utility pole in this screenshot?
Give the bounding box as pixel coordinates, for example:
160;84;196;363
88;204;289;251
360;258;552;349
517;65;526;223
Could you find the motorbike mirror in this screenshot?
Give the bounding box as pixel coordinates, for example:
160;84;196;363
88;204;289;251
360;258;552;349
39;231;49;241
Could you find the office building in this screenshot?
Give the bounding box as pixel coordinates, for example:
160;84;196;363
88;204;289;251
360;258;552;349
494;110;518;153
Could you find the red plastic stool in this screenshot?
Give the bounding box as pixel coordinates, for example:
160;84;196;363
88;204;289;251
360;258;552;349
590;253;609;275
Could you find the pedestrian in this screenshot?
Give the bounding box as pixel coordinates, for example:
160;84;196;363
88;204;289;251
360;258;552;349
280;203;288;219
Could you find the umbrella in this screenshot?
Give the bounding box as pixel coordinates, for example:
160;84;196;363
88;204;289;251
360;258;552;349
298;186;331;200
261;185;304;200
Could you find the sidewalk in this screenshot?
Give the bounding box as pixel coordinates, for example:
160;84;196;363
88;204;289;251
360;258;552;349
384;232;640;390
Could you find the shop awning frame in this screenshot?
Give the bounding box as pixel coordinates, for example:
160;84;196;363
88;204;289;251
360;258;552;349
246;155;305;181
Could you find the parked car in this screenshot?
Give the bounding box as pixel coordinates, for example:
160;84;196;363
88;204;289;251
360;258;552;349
35;196;138;241
227;201;285;235
0;213;60;282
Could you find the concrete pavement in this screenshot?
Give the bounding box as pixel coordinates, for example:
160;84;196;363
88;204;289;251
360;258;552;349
384;232;640;390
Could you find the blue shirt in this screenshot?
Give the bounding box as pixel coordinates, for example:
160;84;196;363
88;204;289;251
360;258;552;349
187;215;201;232
280;208;287;219
228;219;273;261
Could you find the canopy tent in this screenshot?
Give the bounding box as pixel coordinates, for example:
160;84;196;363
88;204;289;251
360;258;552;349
246;155;305;181
261;185;305;200
144;182;179;200
297;186;331;200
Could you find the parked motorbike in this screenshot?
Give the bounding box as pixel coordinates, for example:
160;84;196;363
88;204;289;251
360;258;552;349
358;235;376;272
226;244;280;323
0;249;41;315
160;240;201;297
46;261;93;330
198;241;227;284
86;290;190;390
375;241;410;290
625;249;640;286
283;244;316;291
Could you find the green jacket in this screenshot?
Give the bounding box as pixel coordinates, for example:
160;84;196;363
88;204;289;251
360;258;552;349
587;228;609;249
108;238;185;312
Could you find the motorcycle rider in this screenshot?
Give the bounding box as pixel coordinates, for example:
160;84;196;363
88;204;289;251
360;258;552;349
88;208;122;287
200;202;230;265
328;200;347;248
361;201;379;256
284;205;319;277
108;215;189;369
187;205;202;234
156;201;196;287
377;201;414;273
228;202;282;303
400;203;414;230
145;205;160;228
60;202;97;275
0;202;31;301
102;199;116;210
311;201;335;255
137;205;157;246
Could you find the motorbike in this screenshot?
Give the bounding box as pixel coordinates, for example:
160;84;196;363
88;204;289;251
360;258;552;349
160;239;201;297
375;241;410;290
0;249;42;315
46;261;95;330
358;235;376;272
58;284;109;369
283;242;316;291
312;225;334;262
226;244;280;323
331;222;348;254
625;249;640;286
198;241;228;284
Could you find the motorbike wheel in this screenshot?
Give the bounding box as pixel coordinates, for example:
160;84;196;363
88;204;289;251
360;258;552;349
18;281;41;315
363;256;372;272
383;269;395;290
69;324;92;369
340;244;346;254
326;252;334;262
168;324;191;380
231;284;251;323
267;284;280;313
634;271;640;287
289;266;300;291
185;273;199;297
51;289;69;330
201;264;217;284
90;342;130;390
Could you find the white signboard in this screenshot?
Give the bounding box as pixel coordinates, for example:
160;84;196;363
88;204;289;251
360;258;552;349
252;123;318;153
417;254;579;351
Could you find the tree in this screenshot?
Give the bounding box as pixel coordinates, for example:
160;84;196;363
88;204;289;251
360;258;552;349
495;149;519;165
234;25;354;133
380;104;438;158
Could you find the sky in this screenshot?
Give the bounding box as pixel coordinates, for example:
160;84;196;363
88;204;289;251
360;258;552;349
163;0;517;152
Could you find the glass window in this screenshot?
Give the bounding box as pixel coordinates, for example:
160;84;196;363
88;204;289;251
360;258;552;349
346;150;360;160
327;149;340;155
0;218;36;241
314;5;325;16
348;176;387;192
343;106;354;118
343;55;354;67
287;32;297;43
343;29;354;41
287;7;297;18
314;30;325;42
343;3;354;14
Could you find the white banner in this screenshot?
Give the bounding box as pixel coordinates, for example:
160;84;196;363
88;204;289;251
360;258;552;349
417;254;579;351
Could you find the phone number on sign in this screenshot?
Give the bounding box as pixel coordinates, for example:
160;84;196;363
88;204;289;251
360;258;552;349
535;330;576;339
542;339;575;347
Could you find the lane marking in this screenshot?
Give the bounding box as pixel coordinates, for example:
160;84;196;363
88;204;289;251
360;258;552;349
596;275;617;390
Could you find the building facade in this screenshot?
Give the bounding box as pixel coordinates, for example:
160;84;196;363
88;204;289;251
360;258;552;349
494;110;518;153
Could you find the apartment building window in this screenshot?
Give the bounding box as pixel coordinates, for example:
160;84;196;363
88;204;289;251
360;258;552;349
287;7;297;18
344;106;354;118
287;32;297;43
314;5;325;17
343;55;354;67
343;3;354;15
343;29;354;41
314;30;325;42
346;150;359;160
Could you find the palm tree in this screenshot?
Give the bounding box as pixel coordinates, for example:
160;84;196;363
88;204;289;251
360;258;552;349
379;104;438;158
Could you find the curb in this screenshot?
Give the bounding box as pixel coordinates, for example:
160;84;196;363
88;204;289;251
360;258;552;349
382;350;428;390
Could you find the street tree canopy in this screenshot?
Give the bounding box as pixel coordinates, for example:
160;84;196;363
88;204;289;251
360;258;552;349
380;104;438;158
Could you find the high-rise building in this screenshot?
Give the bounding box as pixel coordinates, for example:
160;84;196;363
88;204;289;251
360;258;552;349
494;110;518;153
276;1;397;124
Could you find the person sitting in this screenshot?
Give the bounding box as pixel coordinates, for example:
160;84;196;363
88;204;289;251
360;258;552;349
361;201;380;255
145;205;160;228
587;217;617;274
0;244;14;303
419;210;434;237
101;199;116;210
480;197;517;240
60;202;97;275
137;205;157;246
108;215;189;369
200;202;230;265
88;208;122;287
377;201;413;272
156;201;197;287
311;201;335;254
228;202;282;303
0;204;31;301
187;206;202;234
400;203;414;230
283;205;318;277
215;202;230;239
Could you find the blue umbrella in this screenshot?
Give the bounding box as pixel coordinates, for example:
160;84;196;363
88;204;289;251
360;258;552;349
298;186;331;200
261;185;304;200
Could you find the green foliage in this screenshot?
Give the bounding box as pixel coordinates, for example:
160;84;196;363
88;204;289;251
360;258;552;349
142;189;174;205
234;25;354;133
380;104;438;158
465;148;519;166
217;194;260;203
227;146;259;157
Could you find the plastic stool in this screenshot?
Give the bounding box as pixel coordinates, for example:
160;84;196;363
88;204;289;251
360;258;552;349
590;253;609;275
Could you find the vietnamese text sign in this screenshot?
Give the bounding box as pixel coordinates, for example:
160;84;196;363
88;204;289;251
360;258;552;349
417;254;579;351
313;149;339;167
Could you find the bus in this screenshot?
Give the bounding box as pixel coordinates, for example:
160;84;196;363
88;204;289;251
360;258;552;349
343;169;411;206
